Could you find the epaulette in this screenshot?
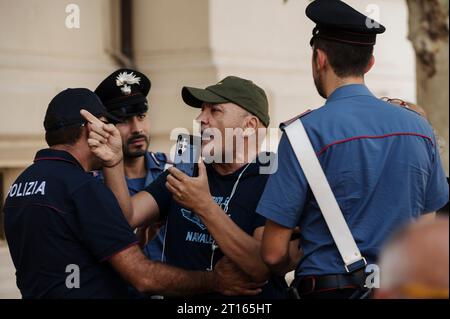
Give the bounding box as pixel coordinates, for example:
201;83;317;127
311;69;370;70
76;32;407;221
279;109;314;129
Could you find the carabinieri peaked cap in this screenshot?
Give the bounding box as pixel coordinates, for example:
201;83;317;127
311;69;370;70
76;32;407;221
306;0;386;46
95;68;151;120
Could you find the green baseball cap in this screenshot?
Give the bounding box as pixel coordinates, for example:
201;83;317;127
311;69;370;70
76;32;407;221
181;76;270;127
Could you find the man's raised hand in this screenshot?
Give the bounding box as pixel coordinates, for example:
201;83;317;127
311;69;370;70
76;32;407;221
80;109;123;167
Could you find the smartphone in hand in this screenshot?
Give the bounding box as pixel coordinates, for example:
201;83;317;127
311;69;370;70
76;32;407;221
173;134;201;177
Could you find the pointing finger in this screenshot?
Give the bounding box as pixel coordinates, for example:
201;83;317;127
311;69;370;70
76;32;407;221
89;131;108;144
103;123;117;134
80;109;104;126
87;122;110;139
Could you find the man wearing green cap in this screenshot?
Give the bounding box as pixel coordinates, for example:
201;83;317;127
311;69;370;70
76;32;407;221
82;76;300;298
181;76;270;127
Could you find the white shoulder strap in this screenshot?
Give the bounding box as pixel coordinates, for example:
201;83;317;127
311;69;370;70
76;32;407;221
284;120;366;272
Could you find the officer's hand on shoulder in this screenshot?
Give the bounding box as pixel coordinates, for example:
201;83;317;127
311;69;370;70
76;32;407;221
80;109;123;167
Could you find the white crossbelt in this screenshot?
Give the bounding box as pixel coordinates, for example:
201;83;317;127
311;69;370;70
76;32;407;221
284;119;366;272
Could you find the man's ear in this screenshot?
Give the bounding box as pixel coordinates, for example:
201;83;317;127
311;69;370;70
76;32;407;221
315;48;328;71
242;115;259;137
364;55;375;74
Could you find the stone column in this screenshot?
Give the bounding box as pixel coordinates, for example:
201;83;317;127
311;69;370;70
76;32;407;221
132;0;218;154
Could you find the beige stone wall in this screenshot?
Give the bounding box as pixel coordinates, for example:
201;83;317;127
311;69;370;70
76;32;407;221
136;0;418;155
0;0;119;198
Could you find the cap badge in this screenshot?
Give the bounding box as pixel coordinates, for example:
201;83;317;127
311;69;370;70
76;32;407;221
116;72;141;95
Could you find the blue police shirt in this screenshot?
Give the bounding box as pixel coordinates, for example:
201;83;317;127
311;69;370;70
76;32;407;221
95;151;167;261
127;177;146;192
256;84;449;277
3;149;138;298
124;152;168;196
132;152;167;262
145;155;288;299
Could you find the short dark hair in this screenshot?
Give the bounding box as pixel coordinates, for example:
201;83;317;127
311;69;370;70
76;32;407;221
45;125;83;146
313;38;374;77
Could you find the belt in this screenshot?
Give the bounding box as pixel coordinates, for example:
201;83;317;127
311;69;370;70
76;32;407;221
293;269;366;296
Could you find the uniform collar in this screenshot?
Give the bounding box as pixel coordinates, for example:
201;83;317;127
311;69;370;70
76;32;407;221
326;84;374;103
34;148;85;170
145;151;164;171
125;152;165;192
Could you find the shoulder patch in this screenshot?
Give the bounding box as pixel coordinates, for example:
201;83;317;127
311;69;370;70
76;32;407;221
279;109;314;129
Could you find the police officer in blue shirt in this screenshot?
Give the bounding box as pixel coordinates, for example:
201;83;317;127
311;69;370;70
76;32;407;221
257;0;449;299
95;69;168;262
3;88;262;298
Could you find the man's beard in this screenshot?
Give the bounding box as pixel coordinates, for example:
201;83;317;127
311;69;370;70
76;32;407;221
313;71;327;99
123;134;149;159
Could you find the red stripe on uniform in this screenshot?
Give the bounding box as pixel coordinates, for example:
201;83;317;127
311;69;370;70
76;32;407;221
32;203;67;214
317;133;434;157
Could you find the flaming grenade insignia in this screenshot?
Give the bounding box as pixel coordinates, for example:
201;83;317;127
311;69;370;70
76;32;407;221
115;72;141;95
